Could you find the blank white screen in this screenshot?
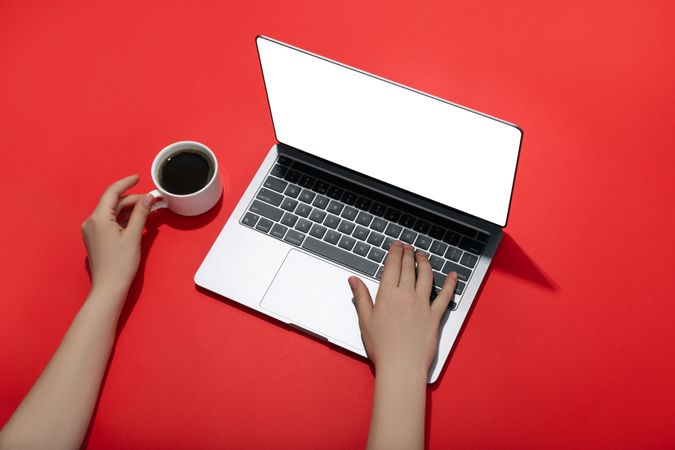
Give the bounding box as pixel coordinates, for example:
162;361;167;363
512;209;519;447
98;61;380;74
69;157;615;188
257;37;521;227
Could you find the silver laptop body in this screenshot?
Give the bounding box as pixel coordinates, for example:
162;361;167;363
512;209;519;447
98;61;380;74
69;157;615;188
195;36;522;383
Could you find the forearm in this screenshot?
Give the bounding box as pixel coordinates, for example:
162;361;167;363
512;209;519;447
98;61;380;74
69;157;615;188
0;288;125;450
367;366;428;450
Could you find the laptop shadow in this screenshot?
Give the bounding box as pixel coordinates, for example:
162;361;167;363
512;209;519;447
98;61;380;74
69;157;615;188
492;232;558;292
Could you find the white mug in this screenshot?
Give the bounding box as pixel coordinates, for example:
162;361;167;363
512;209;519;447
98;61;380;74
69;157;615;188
150;141;222;216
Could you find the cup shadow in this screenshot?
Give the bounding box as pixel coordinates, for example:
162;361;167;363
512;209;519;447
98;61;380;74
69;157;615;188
492;232;558;291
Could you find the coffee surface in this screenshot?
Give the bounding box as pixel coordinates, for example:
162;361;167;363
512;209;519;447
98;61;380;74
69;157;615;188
159;151;213;195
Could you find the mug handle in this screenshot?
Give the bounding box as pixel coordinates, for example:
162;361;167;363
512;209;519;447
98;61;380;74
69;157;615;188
149;189;168;212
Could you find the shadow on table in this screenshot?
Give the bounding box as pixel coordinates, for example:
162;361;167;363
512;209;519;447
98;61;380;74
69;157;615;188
81;197;223;448
425;232;557;442
491;232;558;292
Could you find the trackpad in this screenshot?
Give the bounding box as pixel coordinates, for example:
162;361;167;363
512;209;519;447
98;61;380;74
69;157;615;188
260;249;374;354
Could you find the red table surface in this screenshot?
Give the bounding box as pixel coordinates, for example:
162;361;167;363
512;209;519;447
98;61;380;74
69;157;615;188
1;1;674;449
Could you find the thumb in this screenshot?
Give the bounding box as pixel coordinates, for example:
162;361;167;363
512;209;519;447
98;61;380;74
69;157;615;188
125;193;154;240
348;276;373;329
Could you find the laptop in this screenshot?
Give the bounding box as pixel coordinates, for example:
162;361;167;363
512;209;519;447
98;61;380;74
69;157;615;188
195;36;522;383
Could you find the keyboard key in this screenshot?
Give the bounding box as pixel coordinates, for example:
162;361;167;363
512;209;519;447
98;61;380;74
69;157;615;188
280;212;298;228
338;235;356;251
429;225;445;240
446;221;478;239
326;200;344;215
284;229;306;246
309;209;327;223
429;240;448;256
370;217;387;232
353;225;370;241
324;214;341;229
455;280;466;295
443;230;461;246
429;255;444;271
284;169;301;183
338;220;356;235
313;180;330;194
264;176;288;193
445;246;462;262
458;236;484;255
413;220;430;234
341;191;357;205
295;203;311;218
375;266;384;279
324;229;341;244
369;202;386;217
385;223;403;238
399;214;415;228
277;155;292;166
441;261;471;282
400;228;417;244
354;241;371;257
295;218;312;233
249;200;284;221
280;197;298;212
271;164;287;178
384;208;401;222
460;253;478;268
414;235;432;250
382;237;395;250
256;218;273;232
355;197;372;211
366;231;385;247
241;212;259;227
312;195;329;210
309;224;327;239
326;186;344;200
284;184;301;198
341;206;358;221
256;188;283;206
270;223;288;239
302;236;378;276
355;211;373;226
299;189;316;204
299;175;315;189
367;247;385;263
432;271;446;288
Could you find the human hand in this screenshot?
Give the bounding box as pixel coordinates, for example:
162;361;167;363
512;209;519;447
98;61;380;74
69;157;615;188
81;174;154;298
348;240;458;376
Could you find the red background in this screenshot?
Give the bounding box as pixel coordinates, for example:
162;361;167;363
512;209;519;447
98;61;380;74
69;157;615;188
1;1;674;448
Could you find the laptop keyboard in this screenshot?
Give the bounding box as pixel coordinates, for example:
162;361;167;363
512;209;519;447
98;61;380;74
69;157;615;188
240;155;489;309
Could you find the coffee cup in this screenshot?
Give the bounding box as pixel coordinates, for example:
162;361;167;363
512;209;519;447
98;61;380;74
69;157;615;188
150;141;222;216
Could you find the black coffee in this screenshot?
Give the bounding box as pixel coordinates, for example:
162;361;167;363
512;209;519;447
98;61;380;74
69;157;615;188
159;151;214;195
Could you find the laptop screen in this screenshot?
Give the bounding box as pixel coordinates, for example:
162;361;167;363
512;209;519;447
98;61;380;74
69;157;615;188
256;37;522;227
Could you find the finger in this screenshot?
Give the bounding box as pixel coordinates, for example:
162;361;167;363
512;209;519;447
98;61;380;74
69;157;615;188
348;276;373;329
398;244;416;289
96;174;140;212
380;240;403;287
124;193;154;241
115;194;144;215
414;251;433;297
431;271;458;320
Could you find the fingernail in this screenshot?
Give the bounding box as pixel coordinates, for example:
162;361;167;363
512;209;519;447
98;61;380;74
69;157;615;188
404;244;414;251
450;271;458;280
348;276;358;290
143;193;154;207
417;251;428;258
391;240;402;247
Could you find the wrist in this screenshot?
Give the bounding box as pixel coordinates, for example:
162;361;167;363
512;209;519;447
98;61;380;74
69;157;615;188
374;361;429;384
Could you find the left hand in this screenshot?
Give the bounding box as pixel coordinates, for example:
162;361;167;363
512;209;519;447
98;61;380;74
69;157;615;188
81;174;154;297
